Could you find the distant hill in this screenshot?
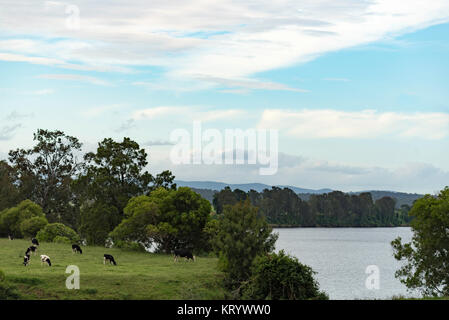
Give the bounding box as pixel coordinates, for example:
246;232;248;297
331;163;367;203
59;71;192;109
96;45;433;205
177;180;424;208
175;180;332;194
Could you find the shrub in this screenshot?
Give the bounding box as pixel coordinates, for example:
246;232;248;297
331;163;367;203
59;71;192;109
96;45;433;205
241;250;328;300
53;236;72;244
36;223;79;243
0;200;45;238
20;216;48;238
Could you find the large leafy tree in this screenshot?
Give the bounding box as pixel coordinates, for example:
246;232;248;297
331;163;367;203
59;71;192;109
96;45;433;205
213;200;278;287
0;160;22;211
8;129;83;228
76;137;176;245
76;137;151;244
110;187;211;252
392;187;449;297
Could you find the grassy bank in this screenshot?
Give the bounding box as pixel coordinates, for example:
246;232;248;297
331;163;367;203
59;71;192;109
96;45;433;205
0;238;226;300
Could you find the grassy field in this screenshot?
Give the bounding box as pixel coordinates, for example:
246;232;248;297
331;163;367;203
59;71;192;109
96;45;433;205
0;238;227;300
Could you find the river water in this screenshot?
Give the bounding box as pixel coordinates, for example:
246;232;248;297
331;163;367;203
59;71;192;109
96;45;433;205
274;227;419;300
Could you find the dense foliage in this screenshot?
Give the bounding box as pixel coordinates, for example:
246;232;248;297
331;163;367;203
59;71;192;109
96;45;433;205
242;250;328;300
392;187;449;297
212;200;278;287
8;130;83;229
110;187;212;253
0;200;47;238
213;187;413;227
36;223;80;243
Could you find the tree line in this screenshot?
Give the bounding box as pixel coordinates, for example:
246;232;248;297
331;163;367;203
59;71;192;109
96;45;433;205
213;186;413;227
0;129;181;247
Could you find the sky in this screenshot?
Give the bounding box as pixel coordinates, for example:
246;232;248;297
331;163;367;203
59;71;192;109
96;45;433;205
0;0;448;194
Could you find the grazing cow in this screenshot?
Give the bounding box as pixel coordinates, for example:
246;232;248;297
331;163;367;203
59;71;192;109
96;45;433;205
26;245;38;256
72;244;83;254
104;254;117;265
173;249;195;262
23;254;31;266
31;238;39;246
40;255;51;266
8;234;13;240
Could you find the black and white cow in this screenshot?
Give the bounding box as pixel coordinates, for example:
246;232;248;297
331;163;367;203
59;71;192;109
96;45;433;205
173;249;195;262
31;238;39;246
40;255;51;266
104;254;117;265
8;234;13;240
72;244;83;254
26;245;38;256
23;254;31;266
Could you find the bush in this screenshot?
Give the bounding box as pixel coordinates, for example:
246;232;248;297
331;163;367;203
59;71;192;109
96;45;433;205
20;216;48;238
53;236;72;244
241;250;328;300
36;223;79;243
0;200;45;238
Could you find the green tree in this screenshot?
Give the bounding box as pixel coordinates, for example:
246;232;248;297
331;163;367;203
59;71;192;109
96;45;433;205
79;203;120;245
392;187;449;296
20;216;48;238
242;250;328;300
109;196;159;248
0;161;22;211
8;129;83;228
146;187;212;252
76;137;152;244
0;200;46;238
109;187;212;253
213;200;278;287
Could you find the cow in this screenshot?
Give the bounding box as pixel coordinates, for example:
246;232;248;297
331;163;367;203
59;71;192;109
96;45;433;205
173;249;195;262
31;238;39;246
8;234;13;240
40;255;51;266
72;244;83;254
23;254;31;266
26;245;38;256
104;254;117;265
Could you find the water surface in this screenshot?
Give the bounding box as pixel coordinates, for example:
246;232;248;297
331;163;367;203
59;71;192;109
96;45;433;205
274;227;418;300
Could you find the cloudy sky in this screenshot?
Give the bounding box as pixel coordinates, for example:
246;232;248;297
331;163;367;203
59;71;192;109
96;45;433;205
1;0;449;194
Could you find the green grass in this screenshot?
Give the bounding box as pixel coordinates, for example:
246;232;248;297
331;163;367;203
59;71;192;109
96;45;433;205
0;238;227;300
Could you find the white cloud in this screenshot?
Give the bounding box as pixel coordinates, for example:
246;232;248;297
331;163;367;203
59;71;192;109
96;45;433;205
258;109;449;140
0;0;448;85
132;106;246;123
193;75;308;92
147;148;449;194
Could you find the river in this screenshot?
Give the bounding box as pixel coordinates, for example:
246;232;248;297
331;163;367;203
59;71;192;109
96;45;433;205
274;227;419;300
